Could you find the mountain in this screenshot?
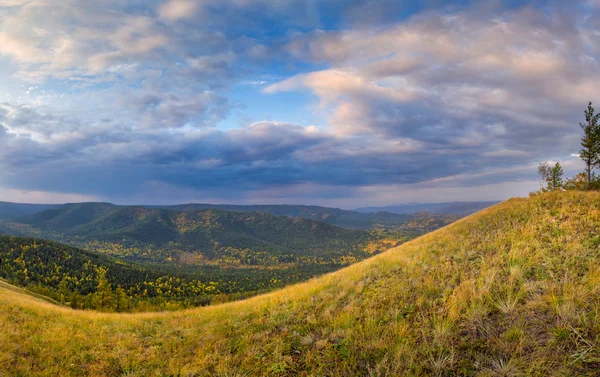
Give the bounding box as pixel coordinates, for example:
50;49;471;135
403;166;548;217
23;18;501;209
0;201;59;220
355;200;500;215
0;200;456;231
1;191;598;376
0;203;389;266
17;202;117;230
156;203;418;230
1;202;458;265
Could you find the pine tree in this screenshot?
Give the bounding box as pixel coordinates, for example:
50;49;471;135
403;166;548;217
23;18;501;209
579;102;600;189
550;162;564;191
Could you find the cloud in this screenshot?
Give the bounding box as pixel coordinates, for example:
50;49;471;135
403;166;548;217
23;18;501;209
127;91;232;129
159;0;200;21
270;6;599;161
0;0;597;206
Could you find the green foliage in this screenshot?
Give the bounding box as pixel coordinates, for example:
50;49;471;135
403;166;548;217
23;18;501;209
534;102;600;195
564;172;600;191
162;203;419;230
0;204;455;267
579;101;600;187
538;162;564;191
0;236;351;311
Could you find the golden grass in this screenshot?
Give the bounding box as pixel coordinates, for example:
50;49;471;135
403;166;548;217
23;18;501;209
1;191;600;376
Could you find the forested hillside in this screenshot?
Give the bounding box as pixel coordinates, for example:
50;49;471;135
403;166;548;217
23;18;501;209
158;203;427;229
0;236;337;310
0;204;395;266
0;200;460;230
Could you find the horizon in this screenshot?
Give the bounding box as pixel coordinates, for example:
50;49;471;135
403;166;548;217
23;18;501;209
0;0;594;206
0;198;501;211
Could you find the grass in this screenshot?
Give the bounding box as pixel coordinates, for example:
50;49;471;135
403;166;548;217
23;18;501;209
1;191;600;376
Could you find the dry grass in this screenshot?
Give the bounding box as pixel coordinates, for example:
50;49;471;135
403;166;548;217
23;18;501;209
1;191;600;376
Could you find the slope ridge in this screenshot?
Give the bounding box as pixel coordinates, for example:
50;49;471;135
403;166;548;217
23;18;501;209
1;192;599;376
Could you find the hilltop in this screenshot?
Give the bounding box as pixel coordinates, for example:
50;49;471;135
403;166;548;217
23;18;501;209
1;204;382;264
1;191;599;376
0;201;59;220
0;200;458;230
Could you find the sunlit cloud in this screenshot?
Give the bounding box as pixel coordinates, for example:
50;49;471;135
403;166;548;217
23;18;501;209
0;0;595;206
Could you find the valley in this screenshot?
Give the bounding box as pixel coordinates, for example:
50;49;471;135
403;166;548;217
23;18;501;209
0;201;458;310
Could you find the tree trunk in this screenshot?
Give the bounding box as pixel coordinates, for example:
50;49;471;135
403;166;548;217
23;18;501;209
589;158;592;189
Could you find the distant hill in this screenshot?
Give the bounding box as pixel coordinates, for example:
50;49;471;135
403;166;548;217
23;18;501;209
0;201;59;220
0;200;454;231
355;200;500;215
18;202;117;230
2;192;599;376
0;203;390;266
153;203;419;230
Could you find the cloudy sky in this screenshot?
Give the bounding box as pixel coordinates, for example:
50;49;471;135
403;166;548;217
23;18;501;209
0;0;596;207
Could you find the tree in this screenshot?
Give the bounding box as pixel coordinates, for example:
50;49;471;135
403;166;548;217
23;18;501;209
538;162;564;191
92;267;114;310
114;286;130;312
538;162;552;189
579;102;600;189
549;162;564;190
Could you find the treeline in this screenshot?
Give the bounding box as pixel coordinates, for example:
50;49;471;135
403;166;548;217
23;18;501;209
0;236;339;312
536;102;600;192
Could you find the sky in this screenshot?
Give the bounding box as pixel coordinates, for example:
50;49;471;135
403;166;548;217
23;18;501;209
0;0;597;208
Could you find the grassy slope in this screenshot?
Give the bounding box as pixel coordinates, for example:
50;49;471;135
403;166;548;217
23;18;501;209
1;192;600;376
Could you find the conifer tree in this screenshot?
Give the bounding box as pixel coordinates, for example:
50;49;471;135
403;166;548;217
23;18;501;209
92;267;114;310
550;162;564;191
115;286;130;312
579;102;600;188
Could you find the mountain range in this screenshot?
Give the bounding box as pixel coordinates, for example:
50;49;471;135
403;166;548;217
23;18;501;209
0;202;379;264
0;200;468;230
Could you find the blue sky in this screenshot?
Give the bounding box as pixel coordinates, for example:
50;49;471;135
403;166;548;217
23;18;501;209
0;0;595;207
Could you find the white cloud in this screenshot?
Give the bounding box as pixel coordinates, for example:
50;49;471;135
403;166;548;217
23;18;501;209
159;0;200;21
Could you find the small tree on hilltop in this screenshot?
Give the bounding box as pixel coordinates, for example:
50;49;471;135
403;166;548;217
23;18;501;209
579;102;600;189
550;162;564;190
538;162;564;191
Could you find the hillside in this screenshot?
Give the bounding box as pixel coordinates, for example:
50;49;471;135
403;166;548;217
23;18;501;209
355;200;499;215
158;203;423;230
0;236;319;310
1;191;599;376
0;200;459;231
0;201;59;220
1;204;385;266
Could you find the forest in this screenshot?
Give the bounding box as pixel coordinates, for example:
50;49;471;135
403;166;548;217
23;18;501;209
0;236;348;311
0;201;458;311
